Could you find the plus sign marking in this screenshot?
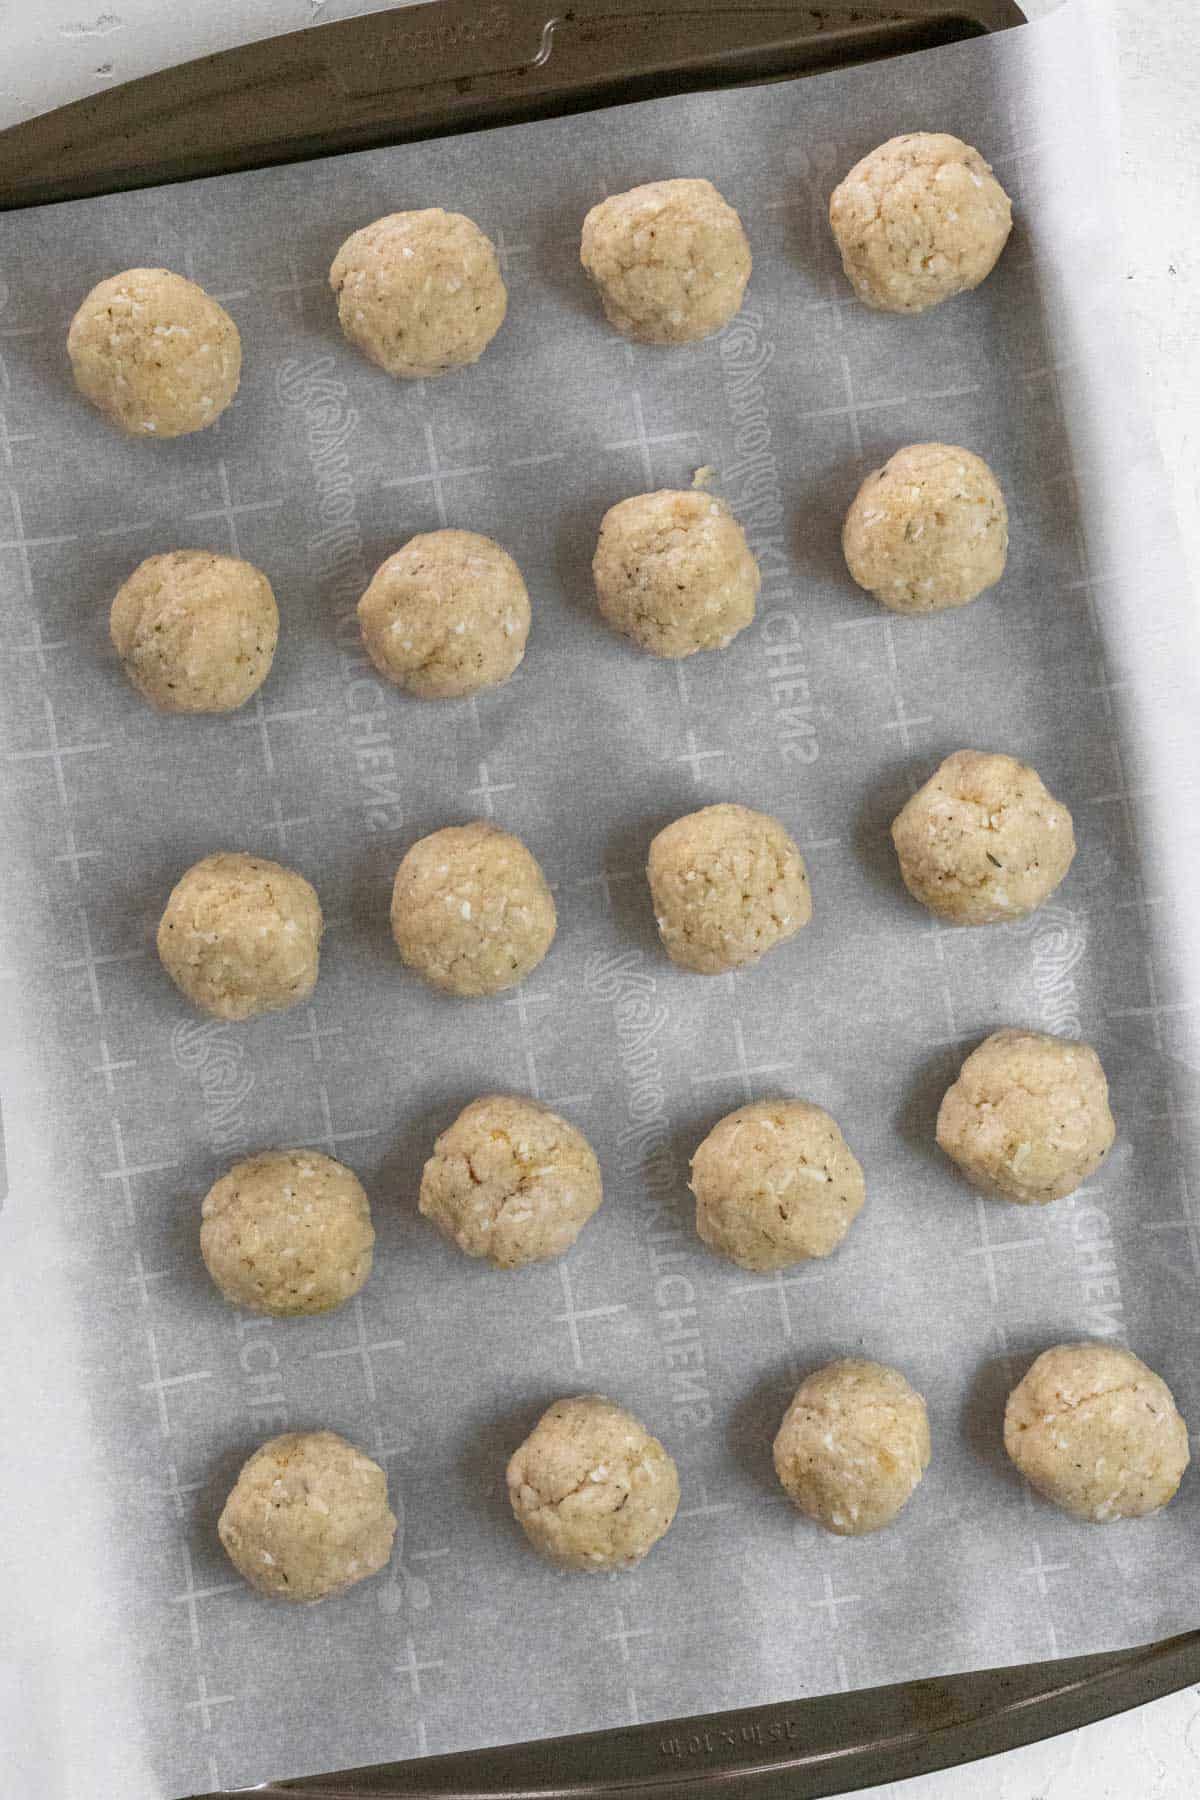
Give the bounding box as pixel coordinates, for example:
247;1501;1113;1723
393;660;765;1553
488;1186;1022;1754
808;1570;861;1628
11;617;69;672
186;1670;237;1732
171;1540;242;1644
1017;1541;1069;1597
287;1007;344;1067
555;1259;627;1370
126;1247;170;1308
468;760;515;819
6;693;106;812
310;1080;381;1162
572;865;637;913
269;258;324;313
139;1323;213;1437
1108;948;1197;1052
0;486;76;597
383;419;490;527
100;1114;175;1227
61;905;145;1017
1145;1163;1200;1285
690;1016;795;1106
603;1606;655;1663
970;1195;1044;1306
606;388;700;489
492;227;531;275
674;728;725;785
795;354;979;458
185;457;281;558
310;1294;404;1403
732;1262;825;1343
236;691;323;780
0;399;35;469
261;793;313;853
393;1634;448;1699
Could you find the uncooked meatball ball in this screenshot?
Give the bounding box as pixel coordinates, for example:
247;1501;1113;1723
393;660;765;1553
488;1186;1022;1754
157;851;323;1021
329;208;507;379
691;1100;864;1272
420;1094;602;1269
773;1359;931;1536
110;550;278;713
647;803;811;975
891;750;1075;925
67;268;241;437
843;443;1008;612
829;132;1012;314
1005;1344;1189;1523
592;489;759;658
507;1395;680;1570
218;1431;396;1601
580;177;751;345
391;821;556;997
937;1028;1115;1205
357;530;529;699
201;1150;374;1316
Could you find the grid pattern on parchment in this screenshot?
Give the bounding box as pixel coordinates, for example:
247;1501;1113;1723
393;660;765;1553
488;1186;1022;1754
2;18;1200;1798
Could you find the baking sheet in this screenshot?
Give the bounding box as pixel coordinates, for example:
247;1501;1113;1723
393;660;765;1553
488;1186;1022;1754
2;3;1199;1796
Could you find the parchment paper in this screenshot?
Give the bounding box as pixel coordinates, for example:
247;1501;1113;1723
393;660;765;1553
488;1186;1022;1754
3;4;1199;1795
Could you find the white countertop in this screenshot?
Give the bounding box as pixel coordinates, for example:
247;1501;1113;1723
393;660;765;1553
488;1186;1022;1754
2;3;1198;1796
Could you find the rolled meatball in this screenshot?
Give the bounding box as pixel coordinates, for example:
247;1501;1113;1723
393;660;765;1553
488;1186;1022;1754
157;851;322;1020
592;489;759;658
937;1028;1115;1204
891;750;1075;925
507;1395;680;1570
843;443;1008;613
647;803;811;974
67;267;241;437
218;1431;396;1601
329;208;507;378
420;1094;602;1268
773;1358;931;1536
110;550;278;714
580;177;751;345
390;821;556;997
1005;1343;1189;1523
357;530;530;699
201;1149;374;1316
691;1099;865;1272
829;132;1012;314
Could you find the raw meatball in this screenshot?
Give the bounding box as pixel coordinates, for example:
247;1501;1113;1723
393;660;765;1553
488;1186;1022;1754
67;268;241;437
506;1395;680;1570
157;851;323;1021
580;177;751;345
891;750;1076;925
592;489;759;658
937;1028;1115;1205
357;530;530;699
843;443;1008;612
329;208;507;379
420;1094;602;1269
201;1150;374;1316
391;821;556;997
647;802;811;975
218;1431;396;1601
773;1359;931;1536
829;132;1012;314
110;550;278;714
1005;1343;1189;1523
691;1100;865;1272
